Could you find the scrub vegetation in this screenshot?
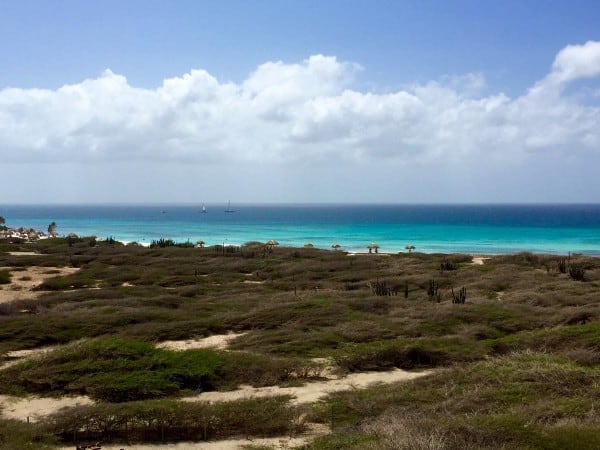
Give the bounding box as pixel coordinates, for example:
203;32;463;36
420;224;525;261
0;237;598;448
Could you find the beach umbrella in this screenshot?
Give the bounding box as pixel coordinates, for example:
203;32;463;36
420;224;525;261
367;242;380;253
405;244;416;253
196;240;205;248
266;240;280;247
304;243;314;248
331;243;341;251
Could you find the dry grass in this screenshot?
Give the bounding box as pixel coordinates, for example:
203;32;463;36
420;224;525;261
0;240;598;448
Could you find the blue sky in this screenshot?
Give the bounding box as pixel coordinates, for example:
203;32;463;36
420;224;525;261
1;0;600;203
3;0;599;93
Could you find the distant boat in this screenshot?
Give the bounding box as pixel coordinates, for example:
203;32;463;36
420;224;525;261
200;204;207;213
224;201;235;213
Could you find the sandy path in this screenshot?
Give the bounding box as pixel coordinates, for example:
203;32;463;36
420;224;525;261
183;368;431;405
6;251;45;256
0;346;57;370
0;266;80;303
0;368;431;423
57;435;311;450
0;395;93;422
156;332;247;351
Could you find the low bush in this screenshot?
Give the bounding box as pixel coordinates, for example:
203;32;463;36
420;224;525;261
336;341;446;372
0;338;224;401
0;418;57;450
309;353;600;449
43;396;303;444
0;269;11;284
569;264;586;281
0;337;323;401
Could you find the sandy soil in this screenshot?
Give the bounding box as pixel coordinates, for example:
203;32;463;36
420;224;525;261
156;332;247;351
0;395;93;422
57;435;314;450
0;346;57;370
183;368;432;405
0;265;80;303
347;252;391;256
0;368;431;423
6;251;45;256
471;256;491;265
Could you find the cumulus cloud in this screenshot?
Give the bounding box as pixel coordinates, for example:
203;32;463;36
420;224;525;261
551;40;600;83
1;44;599;166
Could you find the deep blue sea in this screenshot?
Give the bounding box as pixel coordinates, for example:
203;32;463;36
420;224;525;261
2;204;600;255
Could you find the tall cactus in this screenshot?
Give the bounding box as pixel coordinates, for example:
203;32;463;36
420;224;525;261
452;286;467;304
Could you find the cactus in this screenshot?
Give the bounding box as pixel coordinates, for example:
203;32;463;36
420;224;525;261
439;259;456;274
427;279;441;302
451;286;467;304
568;264;586;281
557;258;567;273
369;279;396;296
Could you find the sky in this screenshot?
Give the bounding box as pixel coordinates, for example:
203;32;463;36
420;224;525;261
1;0;600;204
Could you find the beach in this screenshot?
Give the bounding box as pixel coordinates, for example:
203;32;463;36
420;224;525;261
2;204;600;255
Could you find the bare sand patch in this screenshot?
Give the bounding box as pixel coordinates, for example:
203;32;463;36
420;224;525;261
6;251;45;256
0;266;80;303
0;394;93;422
242;280;265;284
57;436;310;450
347;252;391;256
183;368;432;405
0;346;57;370
471;256;491;265
156;332;247;351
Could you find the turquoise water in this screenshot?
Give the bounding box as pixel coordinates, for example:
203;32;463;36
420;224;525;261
2;204;600;255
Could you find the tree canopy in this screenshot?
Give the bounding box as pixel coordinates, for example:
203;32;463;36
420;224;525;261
48;221;57;236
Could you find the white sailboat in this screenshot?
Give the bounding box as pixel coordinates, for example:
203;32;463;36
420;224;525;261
224;201;235;213
201;204;207;213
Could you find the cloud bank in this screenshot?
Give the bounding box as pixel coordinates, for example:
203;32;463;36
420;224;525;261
1;43;600;166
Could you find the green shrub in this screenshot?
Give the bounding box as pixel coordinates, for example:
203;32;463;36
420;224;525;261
0;270;11;284
569;264;586;281
0;418;57;449
43;396;302;444
0;337;322;401
0;338;225;401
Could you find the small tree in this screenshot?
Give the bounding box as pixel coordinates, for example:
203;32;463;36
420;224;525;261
48;221;57;237
0;216;5;225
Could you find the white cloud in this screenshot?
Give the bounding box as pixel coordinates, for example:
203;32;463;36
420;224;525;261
1;44;600;167
551;40;600;83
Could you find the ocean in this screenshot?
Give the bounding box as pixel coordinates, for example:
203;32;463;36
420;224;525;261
2;204;600;255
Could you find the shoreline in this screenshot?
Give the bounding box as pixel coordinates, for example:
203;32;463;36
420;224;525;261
2;219;599;256
2;228;597;257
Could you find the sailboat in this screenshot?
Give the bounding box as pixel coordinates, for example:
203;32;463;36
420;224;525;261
224;201;235;213
200;204;207;213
